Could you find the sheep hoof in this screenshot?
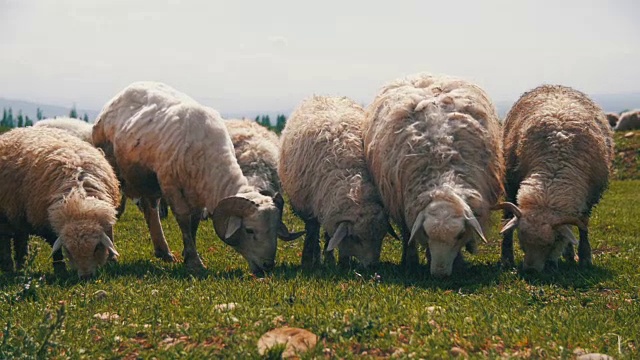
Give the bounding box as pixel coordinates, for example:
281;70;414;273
579;257;592;267
500;256;515;268
155;250;177;263
184;256;206;272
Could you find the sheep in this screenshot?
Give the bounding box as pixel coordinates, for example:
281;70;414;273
605;112;619;128
279;95;394;268
224;119;282;196
615;109;640;131
0;127;121;279
34;116;133;220
34;117;94;143
363;73;504;277
499;85;614;272
92;81;302;273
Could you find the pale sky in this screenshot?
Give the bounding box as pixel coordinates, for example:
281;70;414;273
1;0;638;115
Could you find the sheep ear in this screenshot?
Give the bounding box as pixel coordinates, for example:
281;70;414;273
408;210;427;246
500;217;519;234
556;225;579;246
464;207;487;244
100;233;120;257
225;216;242;240
51;237;63;255
326;222;349;252
277;222;305;241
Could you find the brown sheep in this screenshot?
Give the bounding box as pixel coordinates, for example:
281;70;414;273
0;127;121;279
500;85;614;271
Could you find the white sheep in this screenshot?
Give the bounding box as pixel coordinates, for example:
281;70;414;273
224;119;282;196
279;96;394;267
364;73;504;277
92;81;301;273
615;109;640;131
34;117;94;143
0;127;121;279
499;85;614;271
604;112;619;128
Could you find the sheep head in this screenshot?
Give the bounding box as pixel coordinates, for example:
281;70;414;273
211;192;302;274
498;203;586;272
49;190;118;279
409;192;486;277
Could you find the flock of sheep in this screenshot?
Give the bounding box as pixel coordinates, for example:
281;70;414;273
0;72;615;280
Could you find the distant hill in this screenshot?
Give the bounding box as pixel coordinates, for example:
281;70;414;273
0;98;100;122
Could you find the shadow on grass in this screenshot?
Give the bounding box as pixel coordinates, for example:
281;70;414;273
0;258;615;293
268;258;616;292
515;261;616;289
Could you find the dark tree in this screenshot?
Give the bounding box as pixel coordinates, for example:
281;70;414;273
83;113;89;122
69;105;78;119
16;111;24;127
24;115;33;127
275;114;286;134
36;107;44;120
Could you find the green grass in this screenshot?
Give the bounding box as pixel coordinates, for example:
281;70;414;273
1;181;639;359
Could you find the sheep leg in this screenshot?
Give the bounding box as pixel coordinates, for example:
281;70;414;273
115;193;127;219
578;227;592;267
401;226;419;269
562;243;576;263
140;197;176;262
0;238;14;273
322;231;336;266
13;232;29;270
301;218;321;268
174;212;205;271
501;210;515;267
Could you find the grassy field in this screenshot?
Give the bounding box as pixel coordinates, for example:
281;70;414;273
1;135;639;359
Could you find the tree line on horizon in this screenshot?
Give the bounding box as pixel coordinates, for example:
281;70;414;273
0;106;90;131
254;114;287;134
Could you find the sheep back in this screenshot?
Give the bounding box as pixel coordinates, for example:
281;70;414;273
615;109;640;131
279;96;388;251
364;73;504;231
225;119;282;195
503;84;614;216
34;117;94;144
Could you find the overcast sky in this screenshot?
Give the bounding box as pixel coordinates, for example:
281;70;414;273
0;0;638;115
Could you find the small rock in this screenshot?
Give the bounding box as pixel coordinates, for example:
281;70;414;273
573;347;587;356
93;312;120;322
214;302;238;312
624;132;634;138
257;327;318;358
93;290;107;301
426;306;444;314
577;354;615;360
450;346;469;358
392;348;406;357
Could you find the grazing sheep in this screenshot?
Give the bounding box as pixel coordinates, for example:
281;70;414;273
279;96;394;267
92;81;301;273
364;73;504;277
225;119;282;196
615;109;640;131
500;85;614;271
605;112;619;128
34;117;94;143
0;127;121;279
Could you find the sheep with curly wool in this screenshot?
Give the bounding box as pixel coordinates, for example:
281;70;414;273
500;85;614;272
225;119;282;196
92;81;301;273
0;127;121;279
279;96;393;267
34;116;129;220
364;73;504;277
